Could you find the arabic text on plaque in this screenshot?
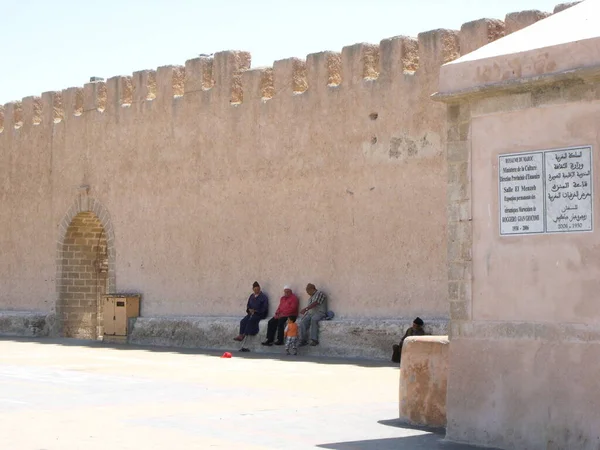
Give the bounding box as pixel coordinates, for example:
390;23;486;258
545;147;593;233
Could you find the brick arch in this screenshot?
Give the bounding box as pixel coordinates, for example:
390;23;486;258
56;196;116;338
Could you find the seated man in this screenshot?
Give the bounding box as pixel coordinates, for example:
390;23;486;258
391;317;425;364
299;283;328;347
261;285;299;346
233;281;269;343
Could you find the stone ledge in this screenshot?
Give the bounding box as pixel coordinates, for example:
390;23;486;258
128;316;449;360
433;64;600;104
0;311;52;337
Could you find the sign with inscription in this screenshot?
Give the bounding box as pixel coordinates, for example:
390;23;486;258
545;147;593;233
498;146;593;236
499;152;544;235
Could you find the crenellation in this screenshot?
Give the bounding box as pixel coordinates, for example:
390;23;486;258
62;87;84;118
262;67;274;99
155;66;185;102
83;81;106;112
13;101;23;129
240;68;274;101
212;51;251;103
505;10;551;35
379;36;419;82
273;58;307;96
172;66;185;97
459;19;505;56
2;102;14;131
21;96;42;127
306;51;341;93
121;76;133;105
105;77;120;114
105;76;132;114
341;43;380;86
0;8;565;128
75;89;84;115
41;91;60;125
201;57;215;91
184;57;214;93
132;70;151;103
417;29;460;77
554;2;581;13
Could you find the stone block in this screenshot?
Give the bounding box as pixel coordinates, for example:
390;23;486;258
447;200;471;222
0;311;50;337
504;10;551;35
450;301;470;320
447;141;469;163
448;261;472;282
399;335;449;427
553;2;581;14
459;19;505;57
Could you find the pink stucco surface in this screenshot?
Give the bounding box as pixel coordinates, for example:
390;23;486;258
438;2;600;447
439;1;600;94
399;335;449;428
0;40;450;320
471;101;600;323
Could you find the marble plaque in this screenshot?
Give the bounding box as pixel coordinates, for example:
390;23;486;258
499;146;593;236
499;152;544;235
545;147;593;233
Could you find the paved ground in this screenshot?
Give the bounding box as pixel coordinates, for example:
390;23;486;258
0;337;486;449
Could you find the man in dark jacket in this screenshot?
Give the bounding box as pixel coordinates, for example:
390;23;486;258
391;317;426;364
233;281;269;342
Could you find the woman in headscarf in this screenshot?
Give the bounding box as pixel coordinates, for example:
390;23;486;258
233;281;269;341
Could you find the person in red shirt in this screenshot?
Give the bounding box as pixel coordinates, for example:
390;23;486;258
261;285;299;346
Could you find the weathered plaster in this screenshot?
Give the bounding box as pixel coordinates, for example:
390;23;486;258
437;2;600;447
399;335;449;427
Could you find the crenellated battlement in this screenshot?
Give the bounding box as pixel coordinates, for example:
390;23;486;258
0;3;579;134
0;0;587;351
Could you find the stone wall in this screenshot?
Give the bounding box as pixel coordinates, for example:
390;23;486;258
0;6;560;351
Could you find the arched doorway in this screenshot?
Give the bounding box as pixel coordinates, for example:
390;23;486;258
56;196;115;339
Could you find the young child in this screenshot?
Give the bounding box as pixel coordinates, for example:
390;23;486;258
284;316;298;355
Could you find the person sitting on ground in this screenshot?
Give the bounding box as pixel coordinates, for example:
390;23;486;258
261;285;299;346
299;283;328;347
284;316;299;356
391;317;426;364
233;281;269;342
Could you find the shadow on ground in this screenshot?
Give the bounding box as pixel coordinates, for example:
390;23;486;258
318;419;495;450
0;336;397;369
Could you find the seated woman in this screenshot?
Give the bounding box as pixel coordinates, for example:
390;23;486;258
233;281;269;346
391;317;425;364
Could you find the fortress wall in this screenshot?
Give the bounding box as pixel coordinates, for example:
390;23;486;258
0;8;551;321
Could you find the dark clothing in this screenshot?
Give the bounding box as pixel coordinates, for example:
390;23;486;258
246;292;269;319
265;316;288;343
239;292;269;336
239;314;263;336
391;326;426;364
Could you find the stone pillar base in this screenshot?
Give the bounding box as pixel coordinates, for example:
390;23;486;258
399;335;449;427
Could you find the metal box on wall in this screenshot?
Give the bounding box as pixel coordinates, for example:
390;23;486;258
103;294;141;337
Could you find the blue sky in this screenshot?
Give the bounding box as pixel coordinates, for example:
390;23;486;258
1;0;563;104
